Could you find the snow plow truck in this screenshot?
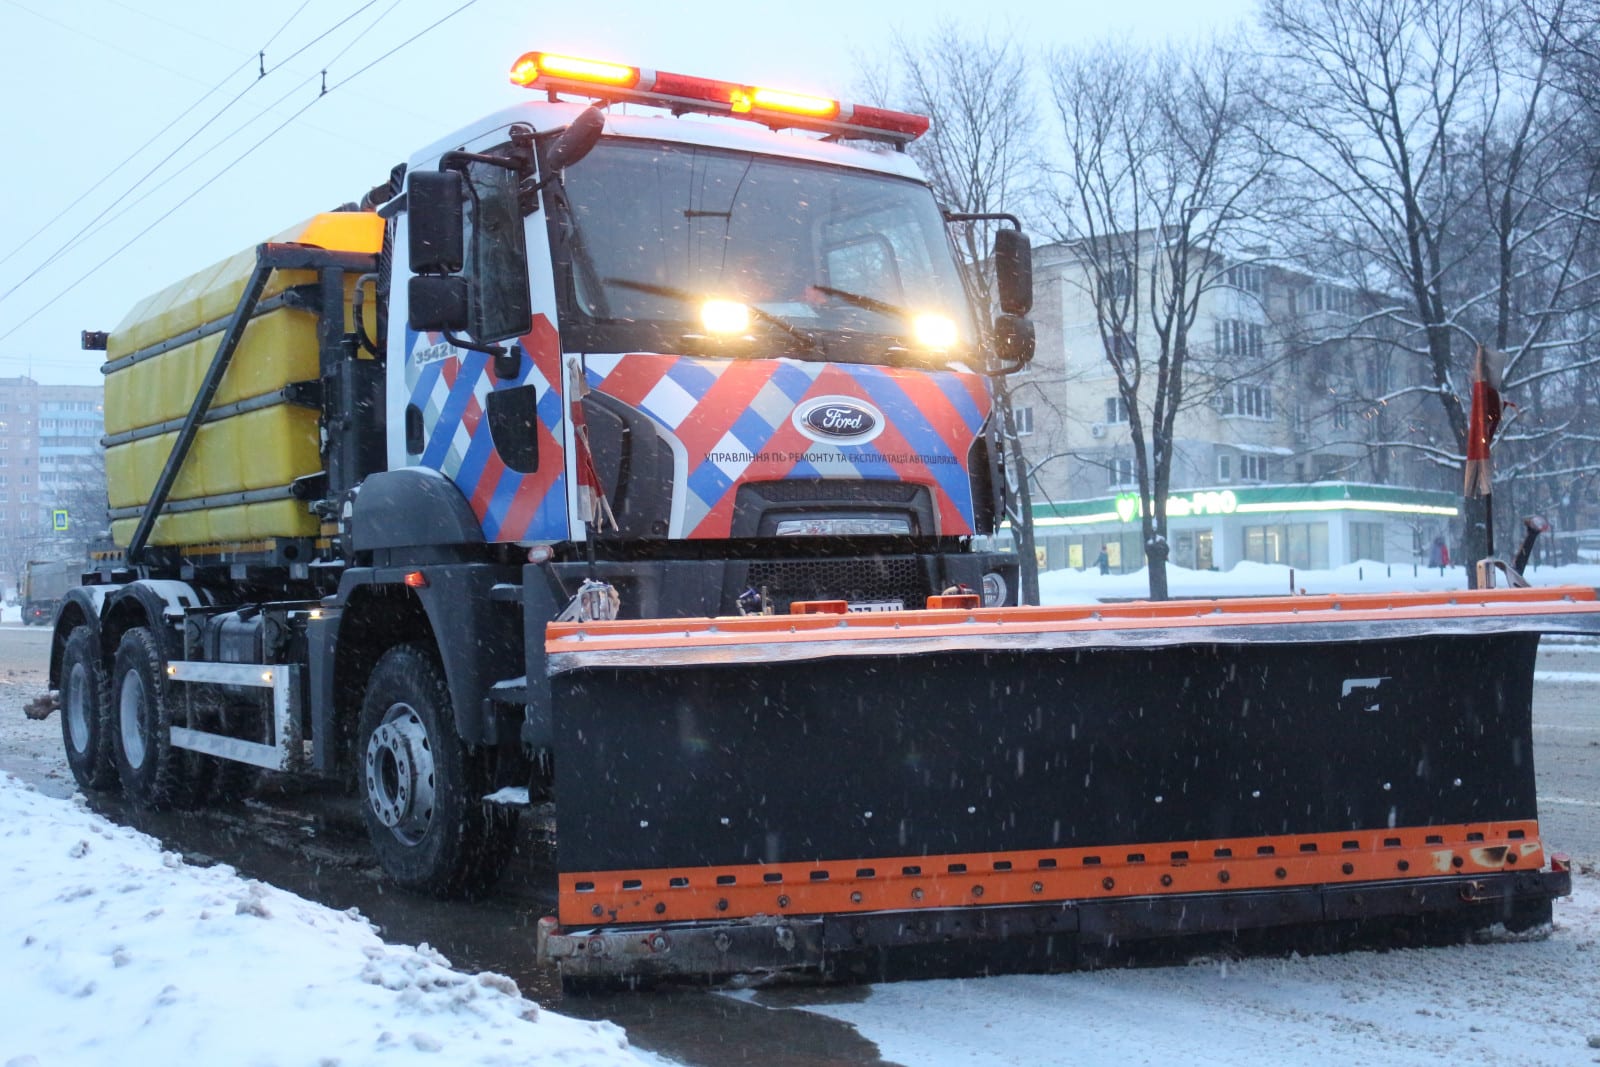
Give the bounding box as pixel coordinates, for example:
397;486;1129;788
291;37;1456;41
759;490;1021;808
49;50;1600;985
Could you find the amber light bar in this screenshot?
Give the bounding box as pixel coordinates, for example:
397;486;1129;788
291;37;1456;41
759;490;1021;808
509;50;930;145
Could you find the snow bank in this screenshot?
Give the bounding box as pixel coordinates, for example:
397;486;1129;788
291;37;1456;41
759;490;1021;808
786;869;1600;1065
1040;560;1600;604
0;774;655;1067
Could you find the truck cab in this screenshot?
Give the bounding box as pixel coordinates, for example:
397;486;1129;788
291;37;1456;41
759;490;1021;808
381;60;1029;619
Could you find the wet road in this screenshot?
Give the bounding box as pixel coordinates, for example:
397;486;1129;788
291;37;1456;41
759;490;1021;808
3;623;1598;1065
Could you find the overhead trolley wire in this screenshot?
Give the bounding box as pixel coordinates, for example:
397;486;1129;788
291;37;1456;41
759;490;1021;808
72;0;410;245
0;0;376;308
0;3;256;272
0;0;481;347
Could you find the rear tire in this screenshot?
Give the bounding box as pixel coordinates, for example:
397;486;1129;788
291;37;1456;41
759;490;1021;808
358;644;516;897
110;627;204;809
59;627;118;792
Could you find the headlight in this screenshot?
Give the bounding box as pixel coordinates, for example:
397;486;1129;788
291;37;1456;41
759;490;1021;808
911;312;958;350
981;571;1007;607
701;299;751;335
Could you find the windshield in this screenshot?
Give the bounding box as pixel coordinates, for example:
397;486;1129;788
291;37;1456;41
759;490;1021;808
552;138;977;363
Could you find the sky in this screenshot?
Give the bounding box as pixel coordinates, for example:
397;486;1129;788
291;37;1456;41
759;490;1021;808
0;0;1256;387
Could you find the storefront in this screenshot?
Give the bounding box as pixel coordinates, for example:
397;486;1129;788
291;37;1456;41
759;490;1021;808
1019;483;1459;574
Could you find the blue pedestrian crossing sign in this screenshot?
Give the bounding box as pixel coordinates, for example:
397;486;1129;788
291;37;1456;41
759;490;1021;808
52;509;69;532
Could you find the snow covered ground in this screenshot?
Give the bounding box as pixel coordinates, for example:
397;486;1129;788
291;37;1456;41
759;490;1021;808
1038;558;1600;604
4;769;1596;1066
0;775;665;1067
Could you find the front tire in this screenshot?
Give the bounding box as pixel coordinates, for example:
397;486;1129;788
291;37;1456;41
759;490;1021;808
59;627;118;792
358;644;515;897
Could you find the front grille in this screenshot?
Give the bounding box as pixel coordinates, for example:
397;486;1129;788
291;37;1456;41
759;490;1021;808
745;556;926;610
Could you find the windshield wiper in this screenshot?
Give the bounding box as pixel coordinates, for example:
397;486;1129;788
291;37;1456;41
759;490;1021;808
602;277;820;354
808;284;907;320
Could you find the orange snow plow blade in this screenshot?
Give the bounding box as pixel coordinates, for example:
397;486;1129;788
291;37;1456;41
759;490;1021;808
537;587;1599;983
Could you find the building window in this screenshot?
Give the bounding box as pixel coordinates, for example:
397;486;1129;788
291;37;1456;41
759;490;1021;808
1351;521;1385;563
1108;457;1136;487
1105;396;1129;424
1215;319;1264;359
1244;523;1330;569
1364;360;1388;394
1306;284;1354;314
1219;383;1272;420
1218;454;1232;482
1012;405;1034;436
1223;263;1264;295
1101;264;1135;301
1239;454;1269;481
1332;403;1350;430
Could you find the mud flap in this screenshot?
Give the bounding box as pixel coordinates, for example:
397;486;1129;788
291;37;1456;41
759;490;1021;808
542;589;1600;980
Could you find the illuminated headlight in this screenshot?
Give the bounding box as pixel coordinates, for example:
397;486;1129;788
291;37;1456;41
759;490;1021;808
911;312;958;350
773;517;913;537
701;299;751;335
981;571;1007;607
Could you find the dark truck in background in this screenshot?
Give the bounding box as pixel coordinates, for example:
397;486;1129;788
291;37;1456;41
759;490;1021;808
22;560;78;626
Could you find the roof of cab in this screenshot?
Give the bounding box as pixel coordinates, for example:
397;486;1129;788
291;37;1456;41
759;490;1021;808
405;101;930;185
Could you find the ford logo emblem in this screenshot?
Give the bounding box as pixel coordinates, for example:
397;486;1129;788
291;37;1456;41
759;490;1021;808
794;396;885;445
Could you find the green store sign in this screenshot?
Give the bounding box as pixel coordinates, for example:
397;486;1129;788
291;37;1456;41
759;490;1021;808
1114;490;1238;523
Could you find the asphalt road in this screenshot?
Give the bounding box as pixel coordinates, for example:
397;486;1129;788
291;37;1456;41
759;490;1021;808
2;622;1596;1066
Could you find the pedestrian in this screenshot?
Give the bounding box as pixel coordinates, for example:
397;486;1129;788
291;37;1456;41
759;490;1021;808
1428;535;1450;575
1094;545;1110;575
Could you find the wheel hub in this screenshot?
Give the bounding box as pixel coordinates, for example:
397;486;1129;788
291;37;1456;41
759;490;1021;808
66;662;91;754
364;705;436;845
118;670;147;770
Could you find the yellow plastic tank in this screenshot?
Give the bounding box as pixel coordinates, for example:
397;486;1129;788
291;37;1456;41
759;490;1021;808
104;212;383;548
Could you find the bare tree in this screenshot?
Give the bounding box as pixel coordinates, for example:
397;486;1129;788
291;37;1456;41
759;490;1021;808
866;23;1046;603
1046;37;1278;599
1263;0;1600;578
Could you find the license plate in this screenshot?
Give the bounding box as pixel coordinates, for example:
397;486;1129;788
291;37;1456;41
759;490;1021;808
847;599;904;613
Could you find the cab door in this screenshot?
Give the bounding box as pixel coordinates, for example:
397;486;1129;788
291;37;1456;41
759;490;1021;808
387;136;569;544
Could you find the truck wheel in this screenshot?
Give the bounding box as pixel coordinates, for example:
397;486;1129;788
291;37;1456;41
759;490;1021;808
110;627;201;809
60;627;118;792
358;644;516;897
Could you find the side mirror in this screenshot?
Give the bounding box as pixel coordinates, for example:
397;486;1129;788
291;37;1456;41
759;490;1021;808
408;170;465;275
994;229;1033;316
993;313;1035;371
408;275;469;333
545;106;606;173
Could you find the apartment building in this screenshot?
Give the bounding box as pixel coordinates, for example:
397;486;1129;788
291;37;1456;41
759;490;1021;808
1006;242;1458;574
0;377;106;576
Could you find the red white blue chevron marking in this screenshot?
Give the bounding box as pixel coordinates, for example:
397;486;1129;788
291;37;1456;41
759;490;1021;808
584;354;991;538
